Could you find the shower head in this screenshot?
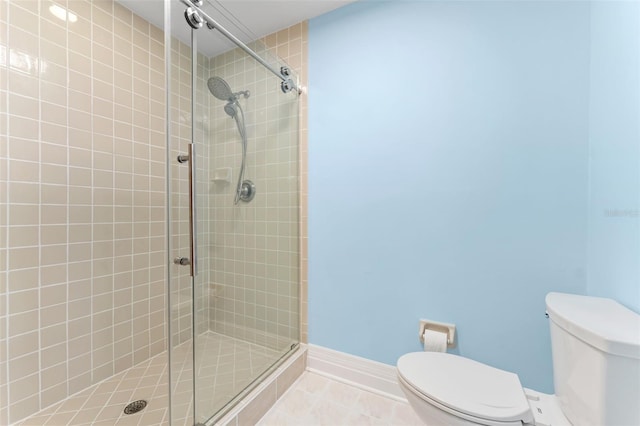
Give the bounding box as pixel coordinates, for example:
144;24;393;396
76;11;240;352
224;102;237;118
208;76;234;102
208;76;250;104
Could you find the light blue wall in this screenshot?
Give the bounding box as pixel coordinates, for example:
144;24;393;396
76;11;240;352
308;1;591;393
587;1;640;312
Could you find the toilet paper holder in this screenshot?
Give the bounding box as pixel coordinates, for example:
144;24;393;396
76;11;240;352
419;319;456;348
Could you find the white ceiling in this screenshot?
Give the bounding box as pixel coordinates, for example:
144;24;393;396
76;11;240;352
116;0;356;57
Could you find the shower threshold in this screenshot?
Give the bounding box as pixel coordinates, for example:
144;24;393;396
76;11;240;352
16;331;285;426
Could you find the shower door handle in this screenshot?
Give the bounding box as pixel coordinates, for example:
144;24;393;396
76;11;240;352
177;144;198;276
187;143;198;277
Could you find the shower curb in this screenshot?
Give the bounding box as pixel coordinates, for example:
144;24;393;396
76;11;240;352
213;345;307;426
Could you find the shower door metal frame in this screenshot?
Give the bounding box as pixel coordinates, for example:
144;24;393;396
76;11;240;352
178;0;299;95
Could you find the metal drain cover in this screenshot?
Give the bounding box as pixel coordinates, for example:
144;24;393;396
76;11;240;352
124;400;147;415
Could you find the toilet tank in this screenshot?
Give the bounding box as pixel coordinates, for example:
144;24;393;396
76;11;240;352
546;292;640;426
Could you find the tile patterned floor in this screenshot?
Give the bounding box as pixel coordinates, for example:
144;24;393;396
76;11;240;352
258;372;425;426
17;353;169;426
193;332;282;424
17;332;284;426
17;340;422;426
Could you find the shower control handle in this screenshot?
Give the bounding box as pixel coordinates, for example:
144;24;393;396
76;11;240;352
173;257;191;266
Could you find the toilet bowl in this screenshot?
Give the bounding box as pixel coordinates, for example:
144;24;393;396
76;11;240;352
397;293;640;426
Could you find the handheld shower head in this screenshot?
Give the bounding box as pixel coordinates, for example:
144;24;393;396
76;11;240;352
208;76;252;204
224;102;237;118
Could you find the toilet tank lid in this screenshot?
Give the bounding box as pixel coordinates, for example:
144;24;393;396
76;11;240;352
546;292;640;359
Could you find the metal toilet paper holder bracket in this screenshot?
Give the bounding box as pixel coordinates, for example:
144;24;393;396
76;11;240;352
419;319;456;348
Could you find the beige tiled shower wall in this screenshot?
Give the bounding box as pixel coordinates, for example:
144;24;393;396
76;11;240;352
168;36;211;347
268;22;308;344
0;1;167;423
263;22;309;344
0;2;308;423
194;49;211;337
1;2;8;424
206;22;308;347
207;46;300;349
168;37;211;348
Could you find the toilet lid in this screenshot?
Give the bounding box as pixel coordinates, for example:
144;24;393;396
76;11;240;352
397;352;533;423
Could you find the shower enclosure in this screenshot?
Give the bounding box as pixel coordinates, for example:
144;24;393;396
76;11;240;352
0;0;300;424
167;1;301;424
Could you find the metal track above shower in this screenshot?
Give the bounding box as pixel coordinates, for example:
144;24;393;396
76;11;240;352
180;0;300;95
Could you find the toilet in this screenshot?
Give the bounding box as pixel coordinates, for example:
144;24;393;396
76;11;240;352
397;292;640;426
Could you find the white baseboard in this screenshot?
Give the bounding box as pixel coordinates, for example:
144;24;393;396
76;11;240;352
306;344;407;402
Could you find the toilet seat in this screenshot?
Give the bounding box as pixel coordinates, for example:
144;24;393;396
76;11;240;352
397;352;534;425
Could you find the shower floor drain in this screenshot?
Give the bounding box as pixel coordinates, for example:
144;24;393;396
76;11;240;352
124;400;147;415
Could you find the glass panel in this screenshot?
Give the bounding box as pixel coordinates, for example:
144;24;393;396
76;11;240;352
191;6;301;425
168;1;300;422
167;1;195;424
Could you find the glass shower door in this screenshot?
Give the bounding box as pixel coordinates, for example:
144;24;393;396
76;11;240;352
168;1;301;423
191;17;301;424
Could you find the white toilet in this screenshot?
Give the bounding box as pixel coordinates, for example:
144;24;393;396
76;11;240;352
397;292;640;426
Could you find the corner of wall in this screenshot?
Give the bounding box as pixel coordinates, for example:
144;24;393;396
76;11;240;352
586;0;640;312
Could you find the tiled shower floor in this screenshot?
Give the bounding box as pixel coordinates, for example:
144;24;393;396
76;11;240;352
17;332;282;426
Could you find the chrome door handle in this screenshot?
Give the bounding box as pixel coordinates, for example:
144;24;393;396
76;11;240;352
176;143;198;277
187;143;197;277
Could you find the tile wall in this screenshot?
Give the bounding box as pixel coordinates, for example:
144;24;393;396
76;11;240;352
0;1;167;423
262;22;309;344
167;33;212;426
1;2;8;423
194;48;211;337
206;23;308;349
0;1;308;423
168;35;211;347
